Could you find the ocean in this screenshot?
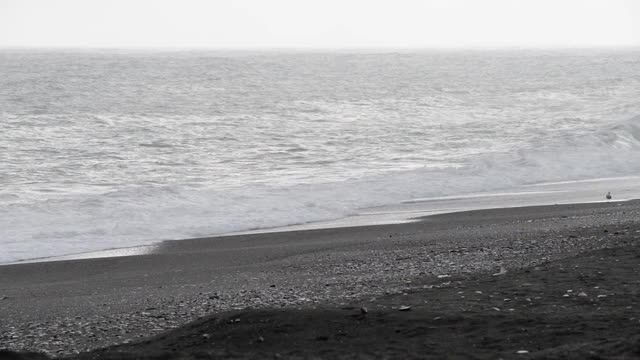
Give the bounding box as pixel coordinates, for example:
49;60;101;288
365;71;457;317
1;49;640;263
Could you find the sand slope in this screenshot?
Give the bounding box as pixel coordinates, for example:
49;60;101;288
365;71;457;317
2;201;639;359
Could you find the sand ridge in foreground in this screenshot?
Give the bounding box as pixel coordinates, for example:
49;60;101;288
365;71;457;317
84;245;640;359
5;243;640;359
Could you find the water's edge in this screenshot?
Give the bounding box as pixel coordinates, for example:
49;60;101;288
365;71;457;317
5;175;637;266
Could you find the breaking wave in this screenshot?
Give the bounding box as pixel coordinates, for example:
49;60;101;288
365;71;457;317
1;114;639;263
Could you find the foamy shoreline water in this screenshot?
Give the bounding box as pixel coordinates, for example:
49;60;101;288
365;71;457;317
4;175;638;265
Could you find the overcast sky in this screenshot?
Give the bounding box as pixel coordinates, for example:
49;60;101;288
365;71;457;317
1;0;638;48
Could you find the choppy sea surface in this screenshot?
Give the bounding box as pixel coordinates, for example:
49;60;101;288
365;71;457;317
1;49;640;263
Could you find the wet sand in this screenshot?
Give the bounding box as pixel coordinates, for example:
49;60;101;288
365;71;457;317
1;200;639;358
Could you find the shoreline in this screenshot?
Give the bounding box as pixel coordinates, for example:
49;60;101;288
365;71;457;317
2;194;632;267
4;174;639;266
1;200;639;356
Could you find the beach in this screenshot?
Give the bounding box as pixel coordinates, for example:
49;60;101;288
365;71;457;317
2;200;639;359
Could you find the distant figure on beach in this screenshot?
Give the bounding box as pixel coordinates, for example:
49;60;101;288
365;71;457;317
606;192;612;200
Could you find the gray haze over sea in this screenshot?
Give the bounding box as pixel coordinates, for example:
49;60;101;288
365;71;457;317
1;49;640;263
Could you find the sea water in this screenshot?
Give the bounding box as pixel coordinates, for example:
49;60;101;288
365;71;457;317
1;49;640;263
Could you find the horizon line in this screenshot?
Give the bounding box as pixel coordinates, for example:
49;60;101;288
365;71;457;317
1;44;639;52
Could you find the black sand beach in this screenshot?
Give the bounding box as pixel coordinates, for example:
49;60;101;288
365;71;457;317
1;201;639;359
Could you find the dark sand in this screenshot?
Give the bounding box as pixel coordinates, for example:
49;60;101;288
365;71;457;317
1;201;639;359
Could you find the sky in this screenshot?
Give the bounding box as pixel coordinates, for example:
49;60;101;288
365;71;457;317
0;0;638;48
